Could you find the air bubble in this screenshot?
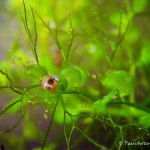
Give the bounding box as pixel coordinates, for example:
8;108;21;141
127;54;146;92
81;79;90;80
44;110;49;120
103;96;107;99
45;109;48;113
49;20;56;29
44;113;48;120
112;95;117;99
91;74;96;79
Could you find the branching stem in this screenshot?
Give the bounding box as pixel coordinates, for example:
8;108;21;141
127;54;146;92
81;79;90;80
41;96;60;150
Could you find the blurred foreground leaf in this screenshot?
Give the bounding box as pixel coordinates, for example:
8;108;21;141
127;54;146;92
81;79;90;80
139;113;150;129
133;0;148;14
25;64;48;80
141;42;150;65
102;70;136;96
60;67;82;90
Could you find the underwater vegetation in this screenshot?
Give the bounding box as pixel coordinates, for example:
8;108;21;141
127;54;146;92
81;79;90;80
0;0;150;150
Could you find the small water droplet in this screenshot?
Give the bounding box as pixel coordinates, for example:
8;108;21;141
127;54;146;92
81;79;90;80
49;20;56;29
91;74;96;79
112;95;117;99
44;113;48;120
103;96;107;99
70;145;73;149
45;109;48;113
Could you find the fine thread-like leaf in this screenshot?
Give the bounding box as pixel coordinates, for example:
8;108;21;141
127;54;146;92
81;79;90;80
0;94;25;134
60;96;109;150
62;88;98;101
111;16;130;62
22;0;39;64
0;83;41;134
75;127;109;150
34;9;66;62
0;69;13;84
61;97;71;150
30;5;38;64
118;7;124;39
0;99;21;116
41;96;60;150
66;9;74;62
10;87;22;95
1;1;149;149
1;114;24;134
109;101;150;113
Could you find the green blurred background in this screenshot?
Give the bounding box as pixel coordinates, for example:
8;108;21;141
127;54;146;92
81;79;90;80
0;0;150;150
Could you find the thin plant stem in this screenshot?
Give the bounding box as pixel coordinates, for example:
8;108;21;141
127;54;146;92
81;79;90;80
109;101;150;113
75;127;109;150
60;97;70;150
105;108;115;126
0;83;41;134
119;126;124;141
22;0;39;64
41;96;60;150
62;88;98;101
34;9;66;62
30;5;39;64
0;95;25;134
0;69;14;84
66;9;74;62
10;87;22;95
111;21;130;62
0;99;21;116
1;114;24;134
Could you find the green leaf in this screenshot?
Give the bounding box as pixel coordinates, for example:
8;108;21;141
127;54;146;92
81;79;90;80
60;67;82;90
23;118;40;140
102;70;136;96
26;87;57;106
141;42;150;64
125;25;141;44
139;113;150;129
92;100;106;113
85;43;103;62
33;143;57;150
25;64;48;80
74;67;88;86
57;78;68;92
4;99;21;114
92;89;118;113
109;11;129;33
0;72;8;85
54;96;81;124
88;87;100;97
133;0;148;14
